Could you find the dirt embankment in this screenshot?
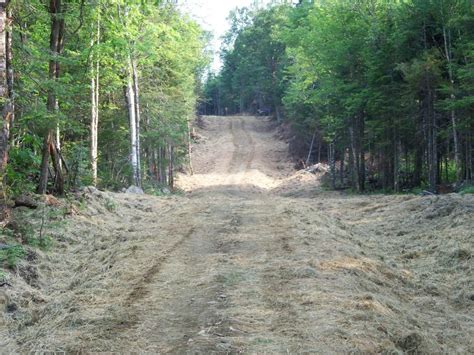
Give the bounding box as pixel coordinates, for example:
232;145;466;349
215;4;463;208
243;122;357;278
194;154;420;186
1;116;473;353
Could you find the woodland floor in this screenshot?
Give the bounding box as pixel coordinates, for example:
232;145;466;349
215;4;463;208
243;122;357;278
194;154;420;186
1;116;473;353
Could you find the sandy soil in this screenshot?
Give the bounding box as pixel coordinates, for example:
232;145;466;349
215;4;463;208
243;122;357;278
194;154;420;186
1;115;473;353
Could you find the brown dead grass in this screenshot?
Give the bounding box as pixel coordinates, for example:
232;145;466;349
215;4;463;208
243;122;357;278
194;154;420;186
0;116;472;353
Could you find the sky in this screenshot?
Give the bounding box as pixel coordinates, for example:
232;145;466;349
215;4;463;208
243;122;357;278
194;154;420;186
178;0;271;72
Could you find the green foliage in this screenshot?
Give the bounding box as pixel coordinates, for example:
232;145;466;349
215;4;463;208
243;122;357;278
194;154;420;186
5;0;473;195
0;245;26;268
205;0;474;192
6;146;41;197
6;0;208;194
66;144;93;189
0;203;66;277
28;234;53;250
0;269;7;282
203;3;290;116
104;198;117;212
12;210;57;250
459;185;474;195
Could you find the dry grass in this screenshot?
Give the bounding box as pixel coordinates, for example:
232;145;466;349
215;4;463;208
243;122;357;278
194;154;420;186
0;116;472;353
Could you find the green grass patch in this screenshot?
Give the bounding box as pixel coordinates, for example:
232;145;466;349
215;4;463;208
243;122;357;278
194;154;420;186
0;268;9;287
221;271;247;287
459;185;474;195
104;198;118;212
0;203;66;278
253;338;274;345
0;245;26;268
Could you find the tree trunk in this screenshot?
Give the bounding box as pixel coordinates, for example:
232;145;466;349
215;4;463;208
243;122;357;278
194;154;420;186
349;125;358;190
37;133;51;194
413;142;423;187
274;105;282;122
445;138;449;183
90;70;98;185
317;138;322;163
329;141;336;190
90;5;100;186
0;1;13;201
393;128;401;192
339;149;345;186
358;114;366;192
306;128;317;166
37;0;65;195
239;83;244;113
442;25;461;184
157;148;162;183
159;146;167;185
187;120;194;175
464;132;472;182
131;56;141;186
124;79;139;187
49;135;64;194
168;144;174;190
427;85;437;193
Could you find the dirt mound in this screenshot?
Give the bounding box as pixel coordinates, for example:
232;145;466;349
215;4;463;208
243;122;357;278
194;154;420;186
271;164;329;197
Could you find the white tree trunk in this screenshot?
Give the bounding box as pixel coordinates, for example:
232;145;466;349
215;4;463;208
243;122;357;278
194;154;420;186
187;120;194;175
443;25;461;183
0;1;13;200
125;77;139;187
91;68;98;185
131;57;141;186
306;128;317;166
91;7;100;186
329;141;336;190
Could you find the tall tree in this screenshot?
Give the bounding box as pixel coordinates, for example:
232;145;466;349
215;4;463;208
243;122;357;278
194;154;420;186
37;0;65;194
90;2;100;186
0;0;12;200
206;0;474;193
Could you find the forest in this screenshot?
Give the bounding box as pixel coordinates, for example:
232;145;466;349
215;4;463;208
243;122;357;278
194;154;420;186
203;0;474;193
0;0;207;200
0;0;472;199
0;1;473;353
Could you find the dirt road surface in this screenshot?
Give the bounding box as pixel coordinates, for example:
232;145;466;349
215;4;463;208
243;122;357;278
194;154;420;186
2;116;473;353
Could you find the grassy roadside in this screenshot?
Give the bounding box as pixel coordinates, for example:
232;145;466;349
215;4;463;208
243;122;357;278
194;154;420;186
0;196;71;284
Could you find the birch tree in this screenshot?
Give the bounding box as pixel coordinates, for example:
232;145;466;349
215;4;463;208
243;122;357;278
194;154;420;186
0;0;206;195
91;2;100;186
0;0;12;200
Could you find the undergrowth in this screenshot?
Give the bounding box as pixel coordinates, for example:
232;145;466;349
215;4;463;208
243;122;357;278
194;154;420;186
459;185;474;195
104;198;118;212
0;202;65;276
0;245;26;268
0;268;9;287
143;182;183;196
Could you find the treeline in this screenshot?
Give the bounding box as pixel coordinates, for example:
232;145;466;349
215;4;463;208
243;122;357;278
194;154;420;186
0;0;207;198
203;0;474;193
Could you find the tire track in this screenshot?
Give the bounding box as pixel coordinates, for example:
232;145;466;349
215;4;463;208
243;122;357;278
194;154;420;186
125;226;196;305
240;118;256;170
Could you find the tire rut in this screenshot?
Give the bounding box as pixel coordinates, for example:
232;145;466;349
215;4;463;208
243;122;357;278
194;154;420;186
125;226;196;305
228;117;255;175
112;202;249;353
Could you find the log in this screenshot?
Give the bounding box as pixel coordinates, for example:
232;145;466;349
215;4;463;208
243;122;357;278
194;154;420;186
14;195;39;209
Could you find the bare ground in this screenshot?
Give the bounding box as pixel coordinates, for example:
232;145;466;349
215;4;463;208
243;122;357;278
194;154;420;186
1;115;473;353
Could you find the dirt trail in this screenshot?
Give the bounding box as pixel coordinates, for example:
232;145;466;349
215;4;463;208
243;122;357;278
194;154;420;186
2;116;473;353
